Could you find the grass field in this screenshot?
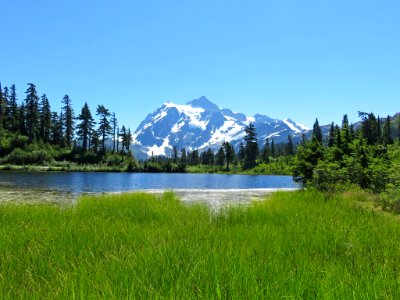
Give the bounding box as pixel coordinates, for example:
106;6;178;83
0;190;399;298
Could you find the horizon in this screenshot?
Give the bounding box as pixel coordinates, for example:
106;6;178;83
1;0;399;130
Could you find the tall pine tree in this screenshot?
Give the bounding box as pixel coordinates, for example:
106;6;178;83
244;123;259;168
24;83;40;142
76;102;95;152
96;105;112;152
39;94;52;143
62;95;74;147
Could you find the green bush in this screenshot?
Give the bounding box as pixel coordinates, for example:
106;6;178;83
5;148;53;165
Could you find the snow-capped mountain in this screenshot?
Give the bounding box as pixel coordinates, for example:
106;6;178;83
132;96;309;158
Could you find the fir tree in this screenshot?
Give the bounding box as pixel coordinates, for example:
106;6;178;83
76;102;95;152
223;141;234;170
382;115;393;145
271;139;276;157
96;105;112;152
238;141;245;163
216;146;225;166
172;146;178;163
111;112;117;152
50;112;62;145
0;83;4;129
62;95;74;147
244;123;259;168
180;148;187;167
24;83;40;142
8;84;19;131
286;135;294;155
2;86;9;129
312;118;323;143
328;122;335;147
39;94;52;143
262;138;270;163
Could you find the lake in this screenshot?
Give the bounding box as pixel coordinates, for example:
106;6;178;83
0;172;300;206
0;171;298;193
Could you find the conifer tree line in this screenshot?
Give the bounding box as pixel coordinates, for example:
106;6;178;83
293;112;400;193
0;82;133;158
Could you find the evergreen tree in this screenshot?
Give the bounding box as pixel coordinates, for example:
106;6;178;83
0;83;4;129
111;112;117;152
172;146;178;163
18;104;27;135
301;134;307;146
116;127;119;153
328;122;335;147
62;95;74;147
50;112;62;145
76;102;95;152
126;128;132;153
180;148;187;167
262;138;270;163
39;94;52;143
312;118;323;143
382;115;393;145
119;126;127;153
223;141;234;170
216;146;225;166
335;125;342;149
2;86;9;129
190;149;200;166
24;83;40;142
119;126;132;154
91;130;100;153
398;116;400;141
238;141;245;163
96;105;112;152
8;84;19;131
271;139;276;157
286;135;294;155
58;111;65;147
377;116;382;143
243;123;259;168
201;148;214;165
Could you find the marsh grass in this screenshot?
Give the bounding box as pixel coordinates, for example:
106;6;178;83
0;190;399;298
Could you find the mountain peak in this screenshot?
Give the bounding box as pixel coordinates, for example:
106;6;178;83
186;96;220;112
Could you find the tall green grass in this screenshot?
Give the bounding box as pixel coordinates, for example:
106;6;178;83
0;190;399;298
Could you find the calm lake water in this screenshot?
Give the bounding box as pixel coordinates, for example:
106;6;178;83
0;172;299;194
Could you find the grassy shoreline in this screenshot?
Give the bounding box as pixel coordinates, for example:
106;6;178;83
0;190;399;298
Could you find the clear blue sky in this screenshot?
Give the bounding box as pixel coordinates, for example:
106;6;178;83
1;0;399;130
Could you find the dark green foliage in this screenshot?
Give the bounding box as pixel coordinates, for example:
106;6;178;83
76;103;95;152
24;83;40;142
216;146;225;166
243;123;259;168
111;112;117;152
293;138;324;185
8;84;19;131
271;139;275;157
39;94;52;143
312;118;322;143
61;95;74;147
382;115;393;145
286;135;294;155
96;105;112;152
223;141;234;170
0;81;136;169
262;138;270;163
328;122;335;147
